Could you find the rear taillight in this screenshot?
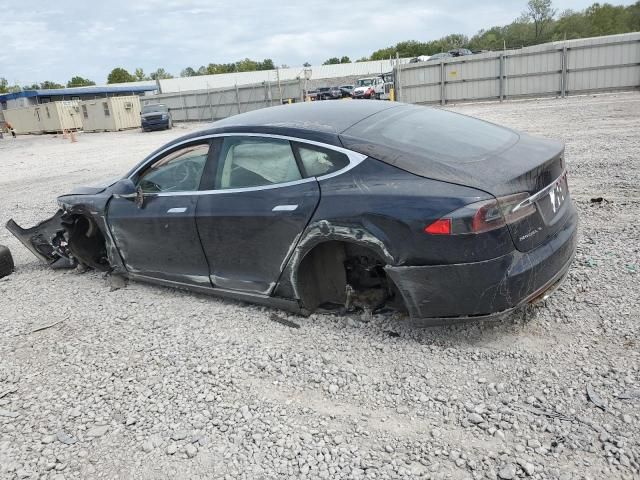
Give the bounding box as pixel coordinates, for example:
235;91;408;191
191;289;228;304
424;193;536;235
424;218;451;235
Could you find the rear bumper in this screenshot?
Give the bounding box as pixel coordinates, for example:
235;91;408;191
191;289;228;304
385;201;578;325
141;120;169;130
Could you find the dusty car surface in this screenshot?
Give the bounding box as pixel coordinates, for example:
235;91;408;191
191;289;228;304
7;101;577;325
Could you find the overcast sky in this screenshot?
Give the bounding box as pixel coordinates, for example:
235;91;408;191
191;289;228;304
0;0;634;85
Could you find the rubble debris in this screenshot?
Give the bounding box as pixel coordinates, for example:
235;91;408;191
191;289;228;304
0;245;14;279
617;390;640;400
0;386;18;400
269;313;300;329
586;383;606;411
107;274;128;292
31;320;64;333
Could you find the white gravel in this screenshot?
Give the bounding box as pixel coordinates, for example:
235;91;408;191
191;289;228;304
0;93;639;479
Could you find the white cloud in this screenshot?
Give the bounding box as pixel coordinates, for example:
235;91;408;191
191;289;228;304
1;0;635;85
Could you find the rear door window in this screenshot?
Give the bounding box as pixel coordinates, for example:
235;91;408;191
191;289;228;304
293;143;349;177
216;137;302;189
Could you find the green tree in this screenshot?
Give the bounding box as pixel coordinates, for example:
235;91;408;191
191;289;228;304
134;68;149;81
149;68;173;80
322;57;341;65
39;81;64;89
107;67;136;84
257;59;275;70
340;56;351;63
355;56;370;62
303;62;311;67
524;0;557;41
23;83;40;91
66;76;96;88
181;67;197;77
0;77;8;93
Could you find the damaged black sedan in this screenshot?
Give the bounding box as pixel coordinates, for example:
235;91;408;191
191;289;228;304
7;101;577;325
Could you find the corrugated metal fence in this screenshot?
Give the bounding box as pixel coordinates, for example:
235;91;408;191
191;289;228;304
142;79;303;123
396;32;640;105
145;33;639;122
143;74;373;122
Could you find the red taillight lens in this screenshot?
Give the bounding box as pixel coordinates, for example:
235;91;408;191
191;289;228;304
424;193;536;235
424;218;451;235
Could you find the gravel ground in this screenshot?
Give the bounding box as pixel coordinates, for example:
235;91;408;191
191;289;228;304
0;93;638;480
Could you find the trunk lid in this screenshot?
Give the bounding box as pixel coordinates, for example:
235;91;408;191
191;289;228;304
339;104;570;251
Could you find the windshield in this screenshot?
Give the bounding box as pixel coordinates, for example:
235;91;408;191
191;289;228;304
142;104;168;114
356;79;374;87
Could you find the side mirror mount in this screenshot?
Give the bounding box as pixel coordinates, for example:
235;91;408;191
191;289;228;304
135;186;145;209
111;178;137;197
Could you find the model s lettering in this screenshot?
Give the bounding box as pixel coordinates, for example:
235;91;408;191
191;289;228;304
7;101;577;325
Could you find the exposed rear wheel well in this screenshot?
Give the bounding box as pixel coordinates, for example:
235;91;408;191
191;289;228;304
296;241;404;314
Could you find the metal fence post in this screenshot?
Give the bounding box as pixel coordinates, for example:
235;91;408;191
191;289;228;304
395;53;401;102
499;54;505;102
234;83;241;114
561;43;568;98
207;86;213;121
440;61;445;105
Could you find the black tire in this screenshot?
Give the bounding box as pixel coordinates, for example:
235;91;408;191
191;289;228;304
0;245;15;279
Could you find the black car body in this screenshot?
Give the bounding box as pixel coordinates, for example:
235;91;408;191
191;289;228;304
141;103;172;131
7;102;577;325
316;87;342;100
339;85;354;97
427;52;453;61
449;48;473;57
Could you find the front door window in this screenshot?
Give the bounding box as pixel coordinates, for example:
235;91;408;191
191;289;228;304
137;144;209;193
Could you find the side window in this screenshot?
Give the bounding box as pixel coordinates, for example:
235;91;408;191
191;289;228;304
217;137;301;189
293;143;350;177
103;102;110;117
137;143;209;193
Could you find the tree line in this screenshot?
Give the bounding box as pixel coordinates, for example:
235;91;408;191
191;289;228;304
368;1;639;60
1;0;638;94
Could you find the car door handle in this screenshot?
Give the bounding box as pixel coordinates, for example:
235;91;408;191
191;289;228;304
167;207;187;213
272;204;298;212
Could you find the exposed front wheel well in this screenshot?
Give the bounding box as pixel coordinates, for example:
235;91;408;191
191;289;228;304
62;213;111;271
296;241;404;314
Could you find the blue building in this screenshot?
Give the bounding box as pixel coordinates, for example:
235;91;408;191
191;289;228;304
0;84;157;112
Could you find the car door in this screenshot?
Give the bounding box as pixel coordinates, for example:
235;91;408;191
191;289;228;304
195;135;321;295
106;140;213;287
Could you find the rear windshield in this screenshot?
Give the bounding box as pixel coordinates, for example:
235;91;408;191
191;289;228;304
341;106;518;163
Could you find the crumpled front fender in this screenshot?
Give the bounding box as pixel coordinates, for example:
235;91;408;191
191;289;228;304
6;210;75;268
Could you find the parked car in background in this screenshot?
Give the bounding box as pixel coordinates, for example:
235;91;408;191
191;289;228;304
316;87;342;100
141;104;172;131
352;77;384;99
306;90;319;101
427;52;453;61
8;101;576;325
339;85;354;97
449;48;473;57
